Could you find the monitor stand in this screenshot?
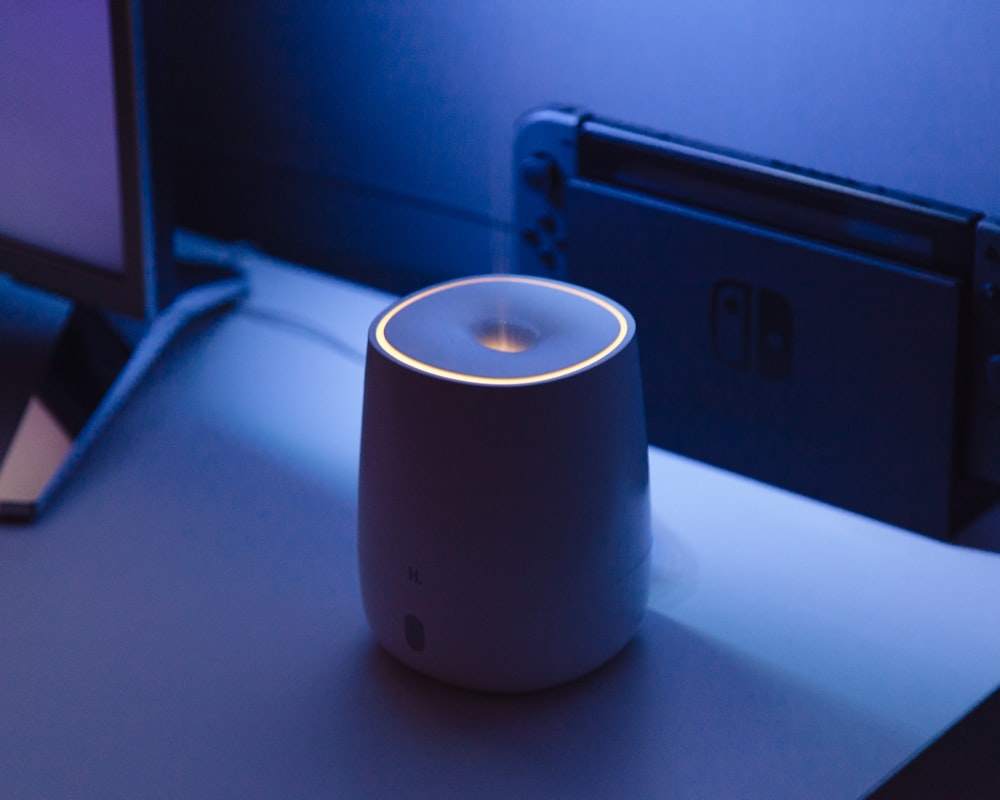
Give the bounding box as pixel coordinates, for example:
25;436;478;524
0;261;246;521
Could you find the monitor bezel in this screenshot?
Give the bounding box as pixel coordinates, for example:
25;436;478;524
0;0;170;320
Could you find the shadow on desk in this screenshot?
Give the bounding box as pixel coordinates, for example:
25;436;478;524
956;501;1000;554
319;612;899;800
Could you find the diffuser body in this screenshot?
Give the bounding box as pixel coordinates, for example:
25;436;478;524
358;275;651;692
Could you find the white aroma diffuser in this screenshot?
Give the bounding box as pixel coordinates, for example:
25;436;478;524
357;274;651;692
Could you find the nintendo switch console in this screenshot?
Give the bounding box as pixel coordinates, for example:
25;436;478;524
514;106;1000;539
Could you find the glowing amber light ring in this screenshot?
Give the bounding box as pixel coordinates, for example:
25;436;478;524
374;276;630;386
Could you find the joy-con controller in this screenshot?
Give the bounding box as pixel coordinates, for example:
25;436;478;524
513;107;584;279
967;218;1000;483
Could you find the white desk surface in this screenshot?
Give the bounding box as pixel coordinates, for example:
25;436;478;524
2;236;999;799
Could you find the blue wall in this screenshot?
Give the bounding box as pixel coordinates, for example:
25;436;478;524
166;1;1000;289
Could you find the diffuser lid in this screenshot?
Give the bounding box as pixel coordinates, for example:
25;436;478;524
372;275;633;385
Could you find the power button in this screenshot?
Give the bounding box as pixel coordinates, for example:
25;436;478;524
404;614;425;652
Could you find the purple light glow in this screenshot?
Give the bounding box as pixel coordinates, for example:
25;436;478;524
0;0;123;272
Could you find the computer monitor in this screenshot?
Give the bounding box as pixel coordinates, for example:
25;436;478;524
0;0;168;318
0;0;244;520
